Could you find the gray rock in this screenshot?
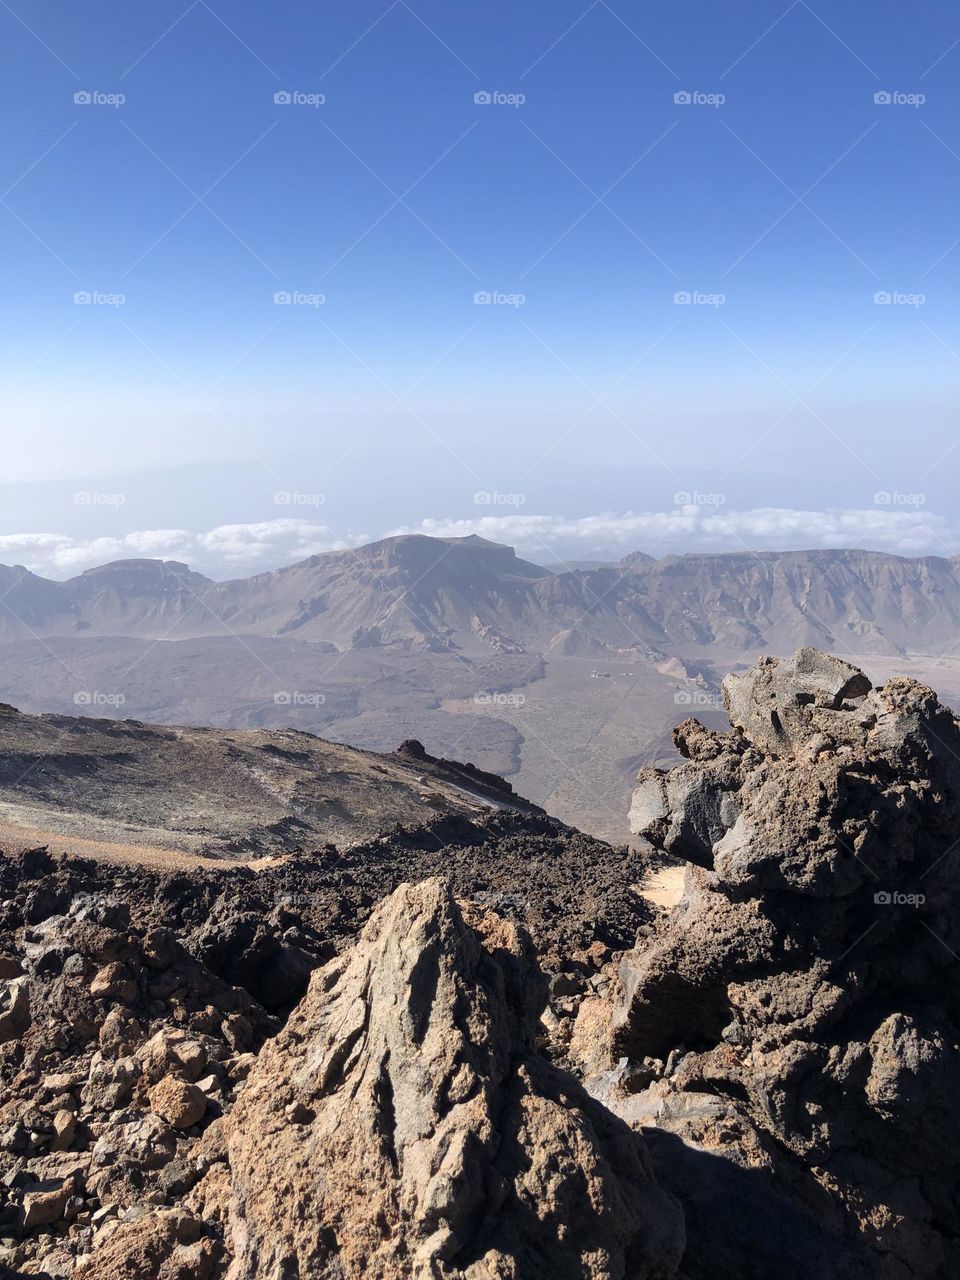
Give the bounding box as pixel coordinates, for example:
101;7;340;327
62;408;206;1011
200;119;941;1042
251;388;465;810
608;650;960;1278
722;647;871;756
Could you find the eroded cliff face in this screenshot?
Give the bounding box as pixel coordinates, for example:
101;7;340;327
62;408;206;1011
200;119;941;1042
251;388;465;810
590;647;960;1279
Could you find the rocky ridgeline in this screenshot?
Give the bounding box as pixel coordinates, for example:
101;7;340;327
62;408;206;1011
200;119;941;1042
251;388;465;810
584;647;960;1278
1;648;959;1278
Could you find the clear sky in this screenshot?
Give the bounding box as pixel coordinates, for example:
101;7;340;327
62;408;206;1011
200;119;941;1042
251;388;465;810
1;1;958;576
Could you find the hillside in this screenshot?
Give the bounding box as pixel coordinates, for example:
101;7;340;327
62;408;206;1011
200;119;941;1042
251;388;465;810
0;704;538;863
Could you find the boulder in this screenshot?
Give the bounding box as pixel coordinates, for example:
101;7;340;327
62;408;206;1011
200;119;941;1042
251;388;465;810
149;1077;207;1131
21;1175;76;1230
214;878;684;1280
721;646;872;757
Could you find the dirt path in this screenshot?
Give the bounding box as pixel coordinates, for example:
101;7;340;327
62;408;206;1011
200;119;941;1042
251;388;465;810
0;817;281;872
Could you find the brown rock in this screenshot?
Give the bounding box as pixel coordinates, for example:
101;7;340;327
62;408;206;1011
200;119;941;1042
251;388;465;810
50;1108;77;1151
74;1207;219;1279
90;963;137;1003
21;1176;76;1230
216;878;684;1279
138;1029;206;1086
149;1077;207;1131
0;976;30;1043
99;1008;144;1059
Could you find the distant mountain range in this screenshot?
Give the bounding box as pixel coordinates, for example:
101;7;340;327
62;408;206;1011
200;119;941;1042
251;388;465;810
2;534;960;655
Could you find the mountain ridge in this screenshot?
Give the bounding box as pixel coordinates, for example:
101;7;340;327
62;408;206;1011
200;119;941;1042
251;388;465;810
3;536;960;656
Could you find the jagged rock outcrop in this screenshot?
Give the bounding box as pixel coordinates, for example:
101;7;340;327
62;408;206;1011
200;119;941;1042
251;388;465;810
598;648;960;1278
206;878;684;1280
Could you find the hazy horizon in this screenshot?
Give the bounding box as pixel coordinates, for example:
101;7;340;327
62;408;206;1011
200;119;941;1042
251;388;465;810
3;2;957;576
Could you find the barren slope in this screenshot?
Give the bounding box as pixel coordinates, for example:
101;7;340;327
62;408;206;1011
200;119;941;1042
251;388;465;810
0;704;538;861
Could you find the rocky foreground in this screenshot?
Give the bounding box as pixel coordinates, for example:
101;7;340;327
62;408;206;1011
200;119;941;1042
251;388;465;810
2;647;959;1278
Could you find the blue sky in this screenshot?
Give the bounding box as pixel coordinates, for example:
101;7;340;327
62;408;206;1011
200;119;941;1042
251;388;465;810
1;1;958;576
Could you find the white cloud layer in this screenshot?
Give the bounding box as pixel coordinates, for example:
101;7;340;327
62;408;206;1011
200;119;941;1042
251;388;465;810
0;508;956;580
0;522;371;580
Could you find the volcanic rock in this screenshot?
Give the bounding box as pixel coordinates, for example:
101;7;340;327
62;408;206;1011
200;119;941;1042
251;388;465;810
0;976;30;1043
149;1077;207;1131
211;877;684;1280
605;649;960;1278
